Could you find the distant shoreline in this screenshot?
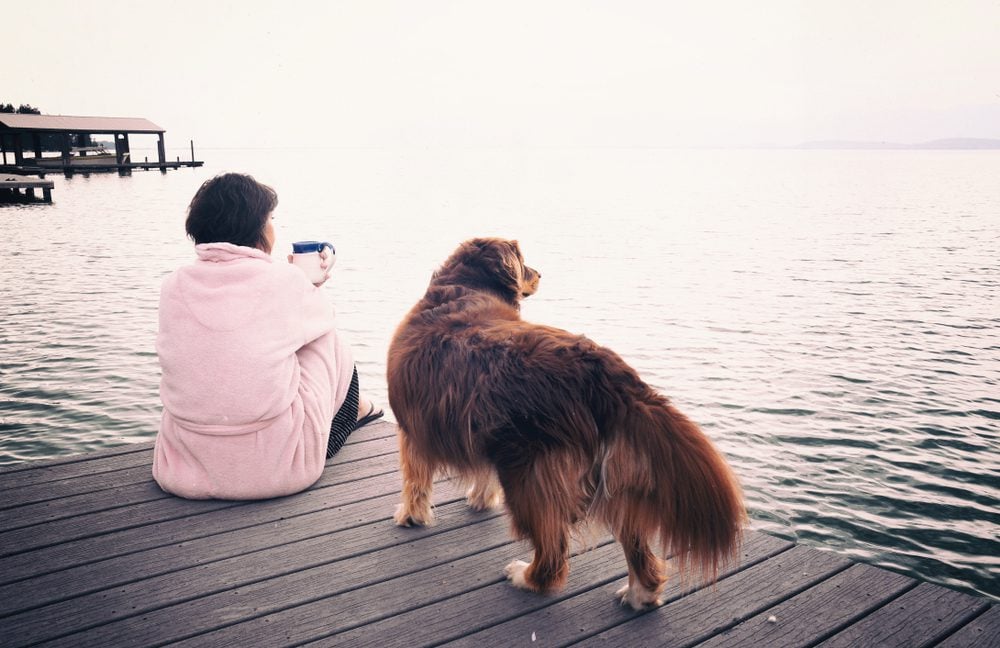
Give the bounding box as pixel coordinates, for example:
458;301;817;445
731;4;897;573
794;137;1000;150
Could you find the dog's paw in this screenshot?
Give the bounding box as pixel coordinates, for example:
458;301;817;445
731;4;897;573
466;485;504;511
394;502;435;527
615;583;663;611
504;560;532;590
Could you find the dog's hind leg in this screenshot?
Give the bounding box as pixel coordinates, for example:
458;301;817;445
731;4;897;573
394;428;436;527
614;506;666;610
503;512;569;594
465;470;504;511
499;458;573;593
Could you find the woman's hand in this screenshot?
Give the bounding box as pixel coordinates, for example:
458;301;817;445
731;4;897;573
287;250;333;287
315;249;333;286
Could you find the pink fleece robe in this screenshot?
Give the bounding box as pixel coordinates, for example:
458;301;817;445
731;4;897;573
152;242;353;499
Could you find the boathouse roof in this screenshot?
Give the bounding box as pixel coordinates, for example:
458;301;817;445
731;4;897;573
0;114;164;134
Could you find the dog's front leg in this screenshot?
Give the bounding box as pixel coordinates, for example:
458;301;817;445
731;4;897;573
393;428;436;527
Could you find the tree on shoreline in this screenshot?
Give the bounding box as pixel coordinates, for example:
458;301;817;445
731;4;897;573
0;103;41;114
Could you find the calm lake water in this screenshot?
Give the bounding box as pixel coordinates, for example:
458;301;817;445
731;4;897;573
1;147;998;601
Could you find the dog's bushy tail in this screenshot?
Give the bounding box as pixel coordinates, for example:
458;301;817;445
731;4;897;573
598;397;746;584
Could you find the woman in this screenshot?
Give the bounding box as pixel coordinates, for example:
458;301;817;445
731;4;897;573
153;172;382;499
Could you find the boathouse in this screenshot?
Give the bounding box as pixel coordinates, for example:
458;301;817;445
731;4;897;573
0;113;201;173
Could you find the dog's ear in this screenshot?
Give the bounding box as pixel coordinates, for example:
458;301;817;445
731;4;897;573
481;239;523;297
468;238;523;302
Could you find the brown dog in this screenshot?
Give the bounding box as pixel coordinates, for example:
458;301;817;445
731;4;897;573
387;237;745;609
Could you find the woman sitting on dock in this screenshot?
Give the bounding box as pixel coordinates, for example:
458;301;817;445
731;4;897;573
152;173;382;499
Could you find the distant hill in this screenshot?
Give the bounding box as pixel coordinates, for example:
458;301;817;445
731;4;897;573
910;138;1000;149
795;138;1000;150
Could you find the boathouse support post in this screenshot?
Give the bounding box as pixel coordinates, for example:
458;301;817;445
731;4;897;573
157;133;166;165
1;133;7;165
32;133;42;160
60;133;71;165
13;133;24;166
114;133;132;165
118;133;132;176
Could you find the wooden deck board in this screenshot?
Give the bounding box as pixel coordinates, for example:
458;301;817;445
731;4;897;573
0;442;407;585
440;531;792;648
0;484;464;617
0;419;994;647
697;563;915;647
936;605;1000;647
573;543;853;647
0;469;404;585
3;464;161;509
165;534;531;647
2;436;401;529
0;444;153;489
816;581;993;648
10;501;504;646
0;454;400;556
1;434;399;509
301;540;631;648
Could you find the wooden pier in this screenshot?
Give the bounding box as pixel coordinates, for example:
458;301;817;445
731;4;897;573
1;160;204;177
0;175;54;203
0;419;995;647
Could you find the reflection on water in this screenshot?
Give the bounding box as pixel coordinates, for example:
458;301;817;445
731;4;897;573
1;148;998;601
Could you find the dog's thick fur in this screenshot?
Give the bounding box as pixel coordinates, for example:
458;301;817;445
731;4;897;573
387;238;745;609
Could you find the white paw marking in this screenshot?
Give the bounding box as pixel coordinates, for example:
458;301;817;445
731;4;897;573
616;582;663;610
393;502;434;527
504;560;531;589
466;485;504;511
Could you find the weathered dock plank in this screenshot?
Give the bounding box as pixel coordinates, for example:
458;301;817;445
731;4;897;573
697;562;915;647
0;442;399;556
440;531;792;648
817;581;993;648
0;438;402;584
3;463;156;509
304;540;630;648
574;543;852;647
0;443;151;483
0;480;461;617
0;419;994;647
6;498;496;646
937;605;1000;647
4;432;397;529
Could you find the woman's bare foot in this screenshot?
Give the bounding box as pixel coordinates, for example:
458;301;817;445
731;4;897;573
356;395;384;427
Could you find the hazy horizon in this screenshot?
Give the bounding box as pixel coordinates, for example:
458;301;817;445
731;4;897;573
6;1;1000;149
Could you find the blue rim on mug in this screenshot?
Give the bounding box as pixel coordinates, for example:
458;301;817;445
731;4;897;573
292;241;335;254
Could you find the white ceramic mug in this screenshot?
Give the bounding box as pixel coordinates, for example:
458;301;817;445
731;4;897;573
291;240;336;284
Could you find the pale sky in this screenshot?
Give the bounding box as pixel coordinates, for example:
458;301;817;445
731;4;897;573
6;0;1000;148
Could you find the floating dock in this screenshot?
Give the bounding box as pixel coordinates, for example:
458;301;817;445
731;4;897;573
0;419;995;646
0;175;54;203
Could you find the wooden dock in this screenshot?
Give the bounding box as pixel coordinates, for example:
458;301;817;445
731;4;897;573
1;419;995;647
1;161;204;177
0;175;53;203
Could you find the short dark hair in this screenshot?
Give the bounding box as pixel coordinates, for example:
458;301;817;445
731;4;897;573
185;173;278;251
